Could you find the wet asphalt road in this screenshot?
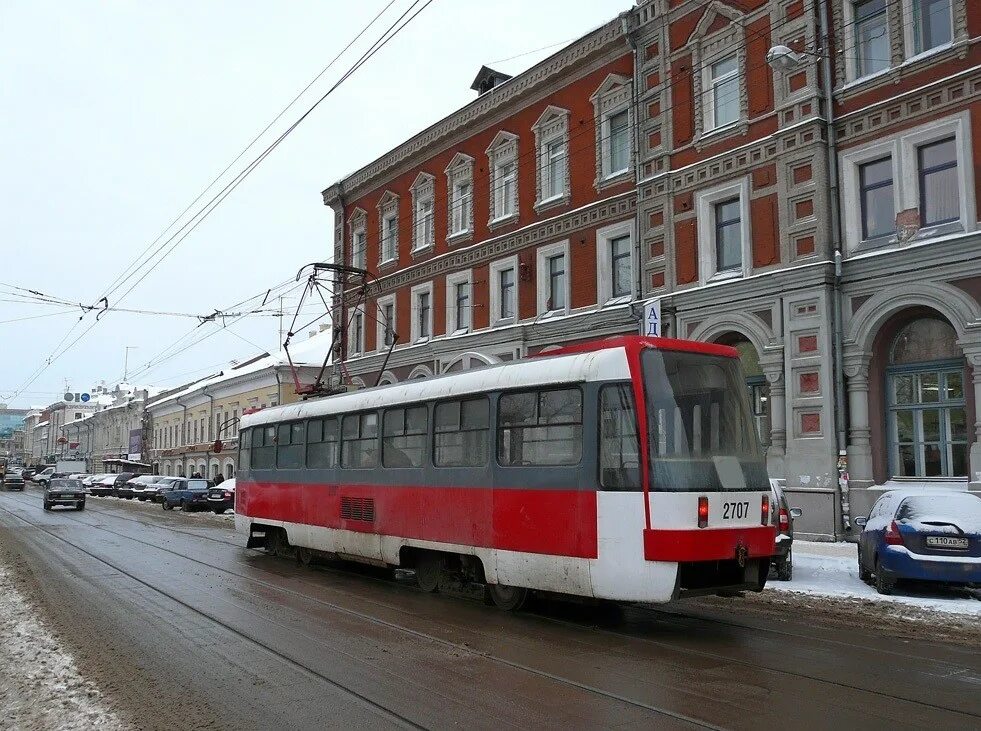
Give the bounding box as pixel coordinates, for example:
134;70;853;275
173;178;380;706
0;486;978;731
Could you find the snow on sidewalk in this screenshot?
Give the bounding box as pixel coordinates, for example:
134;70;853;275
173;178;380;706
767;540;980;617
0;559;130;730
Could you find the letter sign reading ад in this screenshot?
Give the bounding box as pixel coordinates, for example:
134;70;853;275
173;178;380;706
642;298;661;337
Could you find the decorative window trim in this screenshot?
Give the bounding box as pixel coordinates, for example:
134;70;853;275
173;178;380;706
900;0;957;59
536;239;571;316
688;2;748;147
841;0;895;84
349;306;366;357
348;208;367;270
595;219;635;306
590;74;633;189
489;255;519;328
410;281;434;343
839;111;975;253
375;293;396;351
695;177;751;284
486;131;519;227
444;152;474;245
532;105;571;212
409;172;435;254
445;269;472;336
376;191;399;266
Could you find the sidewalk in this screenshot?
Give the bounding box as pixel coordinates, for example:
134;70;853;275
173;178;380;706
768;541;980;618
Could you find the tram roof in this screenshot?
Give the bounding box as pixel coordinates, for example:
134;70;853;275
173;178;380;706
242;336;737;429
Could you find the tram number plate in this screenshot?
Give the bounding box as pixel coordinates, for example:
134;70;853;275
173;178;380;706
722;501;750;521
926;536;968;550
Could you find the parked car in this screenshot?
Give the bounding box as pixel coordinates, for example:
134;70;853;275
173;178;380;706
114;474;150;499
855;490;981;595
206;478;236;514
151;477;187;503
2;470;26;491
43;478;86;511
32;467;56;487
108;472;137;498
161;478;213;512
129;475;162;500
769;482;803;581
21;467;38;481
90;474;120;497
81;474;107;493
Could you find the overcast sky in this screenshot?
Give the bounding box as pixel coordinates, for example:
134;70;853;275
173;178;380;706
0;0;626;409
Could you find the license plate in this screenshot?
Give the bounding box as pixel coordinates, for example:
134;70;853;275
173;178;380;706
926;536;969;550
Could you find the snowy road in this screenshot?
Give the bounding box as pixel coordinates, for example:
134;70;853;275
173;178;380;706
1;486;979;730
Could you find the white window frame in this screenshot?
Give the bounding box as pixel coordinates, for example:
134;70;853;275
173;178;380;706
590;74;632;186
489;255;519;327
349;209;367;270
380;213;398;264
843;0;893;83
445;269;472;336
376;192;399;265
536;240;570;316
839;112;974;252
695;177;751;284
349;307;365;357
376;294;396;351
444;153;474;243
901;0;954;59
532;105;571;211
410;172;435;252
703;54;740;133
410;281;434;343
596;220;636;306
486;131;519;225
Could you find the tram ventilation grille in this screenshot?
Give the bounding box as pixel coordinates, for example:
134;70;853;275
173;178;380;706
340;496;375;522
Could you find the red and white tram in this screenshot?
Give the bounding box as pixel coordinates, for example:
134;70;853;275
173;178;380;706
235;336;777;609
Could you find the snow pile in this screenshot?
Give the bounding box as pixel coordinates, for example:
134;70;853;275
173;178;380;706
0;561;130;730
768;541;980;618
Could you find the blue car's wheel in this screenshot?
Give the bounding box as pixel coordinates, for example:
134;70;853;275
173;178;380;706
858;547;872;583
874;558;895;595
162;500;173;511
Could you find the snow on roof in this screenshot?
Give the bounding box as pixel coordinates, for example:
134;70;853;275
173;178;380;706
34;420;49;428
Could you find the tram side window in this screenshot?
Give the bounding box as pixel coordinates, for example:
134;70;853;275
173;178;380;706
341;412;379;468
252;425;276;469
277;421;305;468
498;388;582;466
383;406;427;467
434;397;489;467
599;384;640;490
306;418;338;468
239;428;252;471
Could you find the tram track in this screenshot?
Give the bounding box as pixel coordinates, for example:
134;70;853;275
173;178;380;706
4;491;979;725
0;495;725;729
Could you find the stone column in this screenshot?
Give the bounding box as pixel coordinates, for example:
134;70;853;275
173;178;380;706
843;354;874;489
760;354;786;478
963;346;981;490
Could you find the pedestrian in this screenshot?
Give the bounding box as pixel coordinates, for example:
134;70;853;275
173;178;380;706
214;473;224;485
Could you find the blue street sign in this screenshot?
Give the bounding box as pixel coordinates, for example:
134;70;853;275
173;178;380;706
80;393;90;402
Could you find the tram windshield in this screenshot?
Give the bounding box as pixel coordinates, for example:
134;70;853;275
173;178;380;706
642;348;769;492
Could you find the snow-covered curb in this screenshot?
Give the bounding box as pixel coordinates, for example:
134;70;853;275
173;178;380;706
767;541;980;617
0;558;130;730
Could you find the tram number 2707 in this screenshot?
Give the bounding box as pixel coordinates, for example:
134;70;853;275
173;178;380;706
722;501;751;520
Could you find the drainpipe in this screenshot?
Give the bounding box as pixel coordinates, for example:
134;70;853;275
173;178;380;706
621;12;644;321
203;385;215;441
818;0;848;533
275;368;283;406
176;395;188;476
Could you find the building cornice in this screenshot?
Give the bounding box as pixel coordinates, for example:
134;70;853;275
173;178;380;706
322;19;625;206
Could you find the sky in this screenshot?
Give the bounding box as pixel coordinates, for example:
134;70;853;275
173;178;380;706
0;0;628;409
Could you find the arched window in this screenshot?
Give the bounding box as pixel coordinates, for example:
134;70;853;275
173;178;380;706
225;462;234;479
887;317;966;477
716;335;769;447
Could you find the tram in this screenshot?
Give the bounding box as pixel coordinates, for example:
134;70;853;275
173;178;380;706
235;336;777;609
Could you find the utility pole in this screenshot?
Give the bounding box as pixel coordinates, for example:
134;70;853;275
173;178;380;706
123;346;138;382
278;296;284;345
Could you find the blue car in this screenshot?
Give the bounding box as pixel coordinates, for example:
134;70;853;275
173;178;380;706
855;490;981;595
160;478;213;512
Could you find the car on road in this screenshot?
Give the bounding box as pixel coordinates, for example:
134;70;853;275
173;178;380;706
769;482;803;581
131;476;165;501
161;478;213;512
21;467;38;481
32;466;56;487
2;470;26;491
90;473;133;497
43;478;87;511
206;479;236;514
107;472;137;498
81;474;109;493
855;490;981;595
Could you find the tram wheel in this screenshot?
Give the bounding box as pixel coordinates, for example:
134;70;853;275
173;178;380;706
296;546;313;567
266;529;282;557
415;553;442;593
486;583;528;611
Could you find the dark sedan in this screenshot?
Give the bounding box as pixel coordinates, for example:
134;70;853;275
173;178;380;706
2;470;26;491
855;490;981;595
769;482;803;581
205;479;236;514
44;478;86;511
108;472;137;498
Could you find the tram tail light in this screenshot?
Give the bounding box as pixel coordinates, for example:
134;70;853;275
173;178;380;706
884;520;904;545
697;496;709;528
761;495;770;525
